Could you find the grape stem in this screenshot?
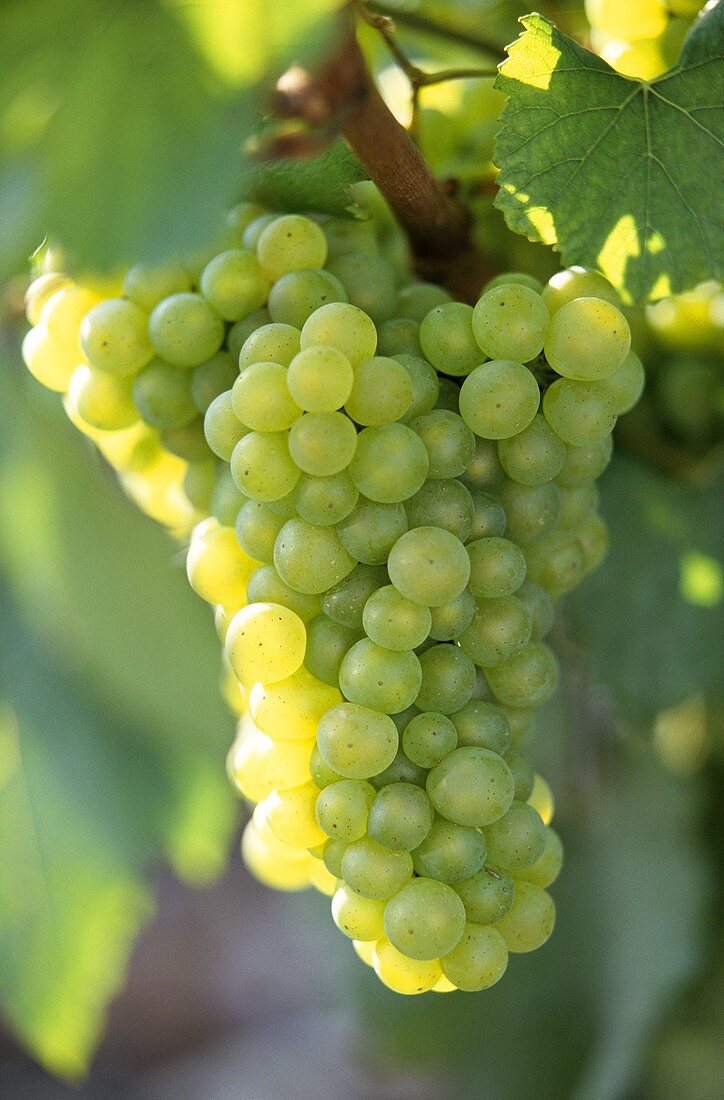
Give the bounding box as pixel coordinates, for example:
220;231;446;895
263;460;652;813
366;0;506;59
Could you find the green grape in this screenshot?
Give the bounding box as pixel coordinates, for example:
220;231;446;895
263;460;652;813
232;363;302;432
544;379;617;446
227;309;271;361
211;467;246;526
585;0;667;41
323;838;347;877
441;923;508;991
161;417;211;460
225;200;267;241
544;297;630;381
323;218;378;258
80;298;153;376
265;486;300;519
427;747;515;827
267;269;348;329
402;712;458;769
502;748;536;801
367;782;434;851
296;471;359;526
337;499;408;565
372;941;442;994
148;292;225;368
327;252;398;323
415;644;476;714
451;700;511;754
286;345;354;412
204;392;247;461
387;527;471;607
231;431;300;502
384;878;465;960
304;615;361;686
398;283;452;322
409;410;476;479
514;580;555;640
288;411;358;476
459;360;540;439
525;529;586;596
238;323;301;369
459;597;532;668
184;460;216;511
377;319;422;357
499;480;562;545
123;260;191;311
338;639;422;713
435;377;463;412
467;537;526;599
453;865;514;924
495;881;555;953
317;702;398;779
132;359;196;428
68;365;138;430
235;500;286;563
246;564;322;623
557;484;599;529
555;435;613;487
241;213;277;251
322;564;388;630
484;801;546;870
362;586;432;650
419;302;482;376
461;437;504;490
345;356;413;425
576;512;609;573
412;816;487;882
370;747;428;789
341;837;413;900
273;516;356;594
468;491;507;541
191;352;238;413
485;272;543;295
485;642;559;708
256;214;328;278
200;249;269;321
497;415;566;485
428;588;476;642
394;354;440;420
405;480;474;542
315;779;376;841
515;827;563;888
541;266;620;314
349;423;429;504
332;883;386;941
300;302;377;367
504;708;537;749
601;349;645;413
472;284;549;363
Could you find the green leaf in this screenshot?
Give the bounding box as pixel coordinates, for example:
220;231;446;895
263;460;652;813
242;139;367;217
494;7;724;304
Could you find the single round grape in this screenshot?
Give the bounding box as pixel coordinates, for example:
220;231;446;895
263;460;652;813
495;881;555;952
160;417;210;461
415;644;476;714
387;527;471;607
543;379;617;446
132;359;197;428
264;779;327;849
453;864;514;924
498;415;566;486
377;318;422;358
485;641;559;708
249;665;341;742
225;200;266;241
544;297;630;381
332;884;386;940
191;352;237;413
484;801;546;870
323;837;348;876
576;512;609;573
339;639;422;714
344;356;413;425
227;309;271;361
288;411;358;476
516;827;563;887
80;298;153;376
235;501;285;563
68;365;138;430
304;615;361;686
349;423;429;504
371;747;427;790
337;499;408;564
230;431;300;501
410;410;476;479
514;580;555;640
25;273;73;327
273;516;356;594
232;362;301;432
256;214;327;278
485;272;543;295
242;213;278;251
428;588;476;642
315;779;375;841
322;564;388;631
395;281;451;321
300;302;377;367
184;460;217;512
342;837;413;900
541;266;620;314
459;360;540;439
239;323;301;369
242;818;311;892
441;923;508;991
458;596;532;668
148;293;225;368
211;468;246;526
500;480;562;545
296;471;358;526
405;479;474;542
469;490;507;541
225;601;306;684
556;435;613;486
246;564;322;623
601;349;645;414
472;284;549;363
419;302;482;376
384;878;466;960
317;702;398;779
368;782;434;851
462;437;504;490
21;325;76;392
525;529;586;596
394;354;440;420
362;586;432;651
372;940;441;994
185;517;253;607
122;261;191;311
327;252;398;323
267;269;348;329
286;345;354;411
402;712;458;769
467;537;527;599
413;816;487;883
200;249;269;321
451;700;511;754
427;747;515;827
41;284;99;357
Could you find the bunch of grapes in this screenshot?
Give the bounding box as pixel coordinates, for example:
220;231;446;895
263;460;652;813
22;196;643;994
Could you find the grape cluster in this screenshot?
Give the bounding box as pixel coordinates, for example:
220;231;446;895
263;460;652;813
22;196;641;994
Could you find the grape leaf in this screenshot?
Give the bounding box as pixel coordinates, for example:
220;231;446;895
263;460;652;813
241;140;367;217
494;6;724;304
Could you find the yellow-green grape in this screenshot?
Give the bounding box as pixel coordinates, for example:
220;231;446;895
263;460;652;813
309;860;337;896
461;436;504;490
484;272;543;295
42;284;100;357
232;363;301;431
483;801;547;870
323;217;378;258
322;564;388;630
459;360;540;439
503;747;535;800
21;324;79;393
238;323;301;370
415;644;476;714
25;272;72;325
228;308;271;360
467;536;526;599
528;774;555;825
410;411;476;481
304;615;361;687
458;596;532;668
229;727;314;802
123;260;191;310
186;518;255;607
371;747;427;790
256;214;328;278
504;708;537;749
341;837;414;900
160;417;210;462
541;266;619;314
184;459;217;511
344;356;413;425
268;269;348;329
472;284;549;363
367;782;434;851
429;588;476;642
598;35;667;80
190;352;237;413
317;702;398;778
544;379;618;447
263;782;327;848
245;564;322;623
241;816;312;891
242;213;278;251
274;516;356;594
451;700;511;754
352;939;377;966
398;282;452;322
544;298;631;382
402;712;458;769
584;0;668;41
286;346;354;411
296;471;359;527
323;837;348;876
516;827;563;888
431;974;458;993
338;639;422;713
557;484;599;530
525;529;587;596
469;489;507;541
68;365;138;430
387;526;471;607
601;349;646;414
200;249;269;321
332;884;386;941
132;359;197;428
405;480;473;542
498;415;566;486
230;431;301;502
225;201;267;240
441;924;509;991
372;940;442;995
576;512;609;573
495;881;556;952
349;423;429;504
384;878;466;960
315;779;376;841
362;585;432;650
427;747;515;827
485;641;559;708
327;252;399;324
288;411;358;476
148;292;225;367
395;354;439;420
412;816;487;883
225;601;306;685
235;501;286;563
337;499;409;565
453;864;515;924
204;392;247;461
250;666;341;741
300;302;378;366
419;301;482;376
379;318;421;357
555;435;613;487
